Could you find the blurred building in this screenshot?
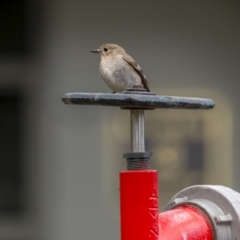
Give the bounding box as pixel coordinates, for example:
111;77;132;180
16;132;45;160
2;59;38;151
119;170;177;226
0;0;239;239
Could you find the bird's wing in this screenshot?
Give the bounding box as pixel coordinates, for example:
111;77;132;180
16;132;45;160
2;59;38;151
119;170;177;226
123;55;151;92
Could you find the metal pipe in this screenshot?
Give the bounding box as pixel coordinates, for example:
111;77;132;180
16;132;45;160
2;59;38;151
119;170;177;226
159;205;213;240
131;110;145;152
120;170;159;240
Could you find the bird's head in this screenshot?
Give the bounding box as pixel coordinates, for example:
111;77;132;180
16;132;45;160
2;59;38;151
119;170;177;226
90;44;125;58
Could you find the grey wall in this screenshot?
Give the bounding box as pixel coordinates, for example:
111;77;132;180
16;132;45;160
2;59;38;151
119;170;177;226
0;0;240;239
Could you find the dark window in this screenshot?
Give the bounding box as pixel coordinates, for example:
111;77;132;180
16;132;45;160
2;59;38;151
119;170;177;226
0;0;27;54
0;91;23;215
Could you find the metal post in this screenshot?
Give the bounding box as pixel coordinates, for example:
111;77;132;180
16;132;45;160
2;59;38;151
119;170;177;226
122;88;152;170
125;107;151;170
130;110;145;152
121;89;159;240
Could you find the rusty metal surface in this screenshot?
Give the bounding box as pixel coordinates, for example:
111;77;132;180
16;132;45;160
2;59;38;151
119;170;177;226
62;92;215;110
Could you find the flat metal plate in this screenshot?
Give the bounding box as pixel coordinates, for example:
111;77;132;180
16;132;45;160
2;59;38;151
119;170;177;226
62;92;215;110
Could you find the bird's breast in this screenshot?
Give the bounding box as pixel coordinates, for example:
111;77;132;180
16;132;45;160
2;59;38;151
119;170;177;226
99;57;119;79
99;56;141;92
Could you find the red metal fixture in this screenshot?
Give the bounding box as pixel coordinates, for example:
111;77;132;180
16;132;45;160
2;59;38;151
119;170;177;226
159;205;213;240
120;170;159;240
120;170;214;240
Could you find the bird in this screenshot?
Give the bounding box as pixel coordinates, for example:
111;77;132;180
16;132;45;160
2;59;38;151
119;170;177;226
90;44;150;93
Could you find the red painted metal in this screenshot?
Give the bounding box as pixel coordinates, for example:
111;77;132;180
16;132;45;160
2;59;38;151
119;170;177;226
120;170;159;240
120;170;213;240
159;205;213;240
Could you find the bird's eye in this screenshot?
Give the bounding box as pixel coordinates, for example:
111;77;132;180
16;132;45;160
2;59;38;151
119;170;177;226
104;48;108;52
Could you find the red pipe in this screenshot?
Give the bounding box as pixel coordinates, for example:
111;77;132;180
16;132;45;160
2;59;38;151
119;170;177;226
159;205;213;240
120;170;214;240
120;170;159;240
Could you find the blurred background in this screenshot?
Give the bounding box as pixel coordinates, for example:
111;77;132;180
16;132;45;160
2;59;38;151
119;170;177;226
0;0;239;239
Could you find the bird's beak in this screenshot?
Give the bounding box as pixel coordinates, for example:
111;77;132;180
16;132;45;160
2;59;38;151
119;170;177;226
90;49;100;53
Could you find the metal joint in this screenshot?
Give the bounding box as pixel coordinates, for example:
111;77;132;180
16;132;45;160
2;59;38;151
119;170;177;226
123;152;153;170
165;185;240;240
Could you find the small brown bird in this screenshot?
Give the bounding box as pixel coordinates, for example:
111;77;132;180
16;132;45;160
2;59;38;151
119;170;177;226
91;44;150;92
